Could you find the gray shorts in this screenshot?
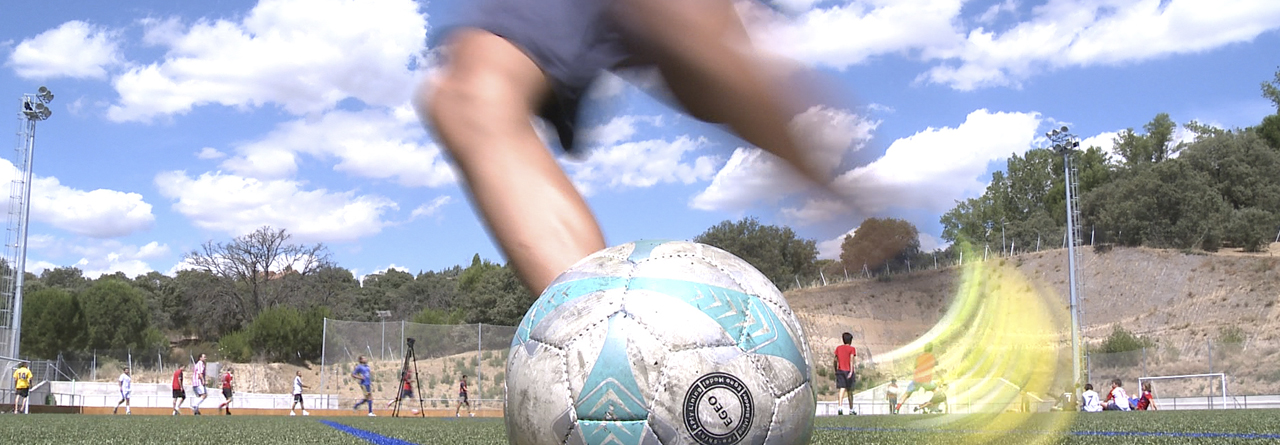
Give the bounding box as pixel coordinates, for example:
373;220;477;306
452;0;637;151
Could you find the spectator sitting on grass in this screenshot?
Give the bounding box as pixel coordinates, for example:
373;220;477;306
1081;383;1102;412
1102;379;1131;411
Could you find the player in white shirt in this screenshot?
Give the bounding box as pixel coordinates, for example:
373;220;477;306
1080;383;1103;412
1104;378;1131;411
113;367;132;415
290;371;310;416
192;354;208;415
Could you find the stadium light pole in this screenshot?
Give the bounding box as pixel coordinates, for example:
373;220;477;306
7;86;53;359
1048;125;1083;401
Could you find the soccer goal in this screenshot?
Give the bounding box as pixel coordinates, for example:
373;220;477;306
1137;373;1227;410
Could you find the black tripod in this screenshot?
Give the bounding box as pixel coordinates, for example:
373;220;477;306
391;337;427;417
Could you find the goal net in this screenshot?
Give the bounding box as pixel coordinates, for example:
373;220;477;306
1137;373;1228;410
318;319;515;411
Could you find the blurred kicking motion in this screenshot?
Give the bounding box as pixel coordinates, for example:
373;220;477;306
418;0;841;294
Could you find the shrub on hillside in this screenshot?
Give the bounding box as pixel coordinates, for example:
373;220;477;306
1098;325;1154;354
218;331;253;362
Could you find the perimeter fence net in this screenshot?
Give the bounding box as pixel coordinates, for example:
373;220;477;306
319;319;515;410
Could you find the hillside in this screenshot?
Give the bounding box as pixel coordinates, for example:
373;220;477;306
786;243;1280;396
112;244;1280;403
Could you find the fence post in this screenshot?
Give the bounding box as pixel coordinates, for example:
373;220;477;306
319;318;328;407
1208;339;1213;374
477;323;483;408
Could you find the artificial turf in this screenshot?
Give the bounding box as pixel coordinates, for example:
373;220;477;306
0;409;1275;444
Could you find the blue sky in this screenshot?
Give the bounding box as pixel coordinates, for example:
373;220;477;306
1;0;1277;280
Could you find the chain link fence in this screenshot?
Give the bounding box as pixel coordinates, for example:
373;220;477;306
1087;338;1273;400
319;319;515;410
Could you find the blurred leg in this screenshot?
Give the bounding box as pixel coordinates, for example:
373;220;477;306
614;0;833;185
420;30;603;294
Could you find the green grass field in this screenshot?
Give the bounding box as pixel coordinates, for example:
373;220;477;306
0;409;1276;444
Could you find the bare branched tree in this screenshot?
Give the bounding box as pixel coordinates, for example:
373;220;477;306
184;226;332;322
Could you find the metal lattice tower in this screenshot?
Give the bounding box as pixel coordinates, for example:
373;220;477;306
1048;125;1086;399
0;87;52;359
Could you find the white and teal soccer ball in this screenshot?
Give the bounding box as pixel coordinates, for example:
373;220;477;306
505;240;815;445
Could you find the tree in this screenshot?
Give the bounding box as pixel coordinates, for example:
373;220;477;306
457;255;531;325
183;226;332;324
132;271;186;331
299;265;360;319
1113;113;1179;168
693;217;818;289
355;268;415;321
79;278;153;351
244;305;329;362
1082;158;1231;250
173;269;241;339
39;266;87;290
1262;66;1280;111
20;287;85;358
840;218;919;273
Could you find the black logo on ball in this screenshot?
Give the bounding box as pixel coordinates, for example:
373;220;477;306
683;372;753;444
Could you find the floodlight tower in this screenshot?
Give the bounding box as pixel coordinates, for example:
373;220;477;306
1;86;53;359
1047;125;1084;400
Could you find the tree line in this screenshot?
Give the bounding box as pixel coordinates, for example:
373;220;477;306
942;69;1280;252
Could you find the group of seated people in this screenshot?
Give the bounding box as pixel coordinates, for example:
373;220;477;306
1081;379;1157;412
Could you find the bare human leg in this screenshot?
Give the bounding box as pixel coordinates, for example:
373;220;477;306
419;30;605;295
614;0;835;186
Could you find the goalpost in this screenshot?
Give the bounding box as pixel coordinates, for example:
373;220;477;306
1138;373;1228;410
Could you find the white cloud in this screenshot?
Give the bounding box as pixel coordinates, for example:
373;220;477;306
196;147;226;160
154;171;398;243
410;196;452;220
7;21;121;79
1078;130;1119;160
221;108;456;187
924;0;1280;89
742;0;965;69
108;0;428;122
27;238;169;278
785;109;1041;223
918;232;948;252
691;106;877;213
0;160;154;238
566;135;719;196
579;116;663;147
742;0;1280;91
817;228;856;260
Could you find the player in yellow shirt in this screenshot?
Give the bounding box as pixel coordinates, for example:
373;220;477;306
13;361;32;414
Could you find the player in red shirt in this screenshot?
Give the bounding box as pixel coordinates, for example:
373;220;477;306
171;363;187;415
833;332;857;415
455;375;473;417
1136;381;1158;410
217;368;235;415
385;368;417;408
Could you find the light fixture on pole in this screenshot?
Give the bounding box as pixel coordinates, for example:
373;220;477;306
1047;125;1084;401
4;86;53;359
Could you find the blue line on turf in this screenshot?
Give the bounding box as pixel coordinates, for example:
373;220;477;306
321;420;420;445
818;426;1280;440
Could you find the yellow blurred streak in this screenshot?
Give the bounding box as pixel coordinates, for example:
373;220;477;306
871;243;1076;443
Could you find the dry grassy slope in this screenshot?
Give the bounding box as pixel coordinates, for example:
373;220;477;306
784;243;1280;392
122;245;1280;397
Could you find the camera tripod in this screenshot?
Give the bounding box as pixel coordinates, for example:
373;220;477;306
391;337;427;417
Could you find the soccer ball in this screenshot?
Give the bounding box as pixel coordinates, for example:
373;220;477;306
505;240;814;445
411;409;420;415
